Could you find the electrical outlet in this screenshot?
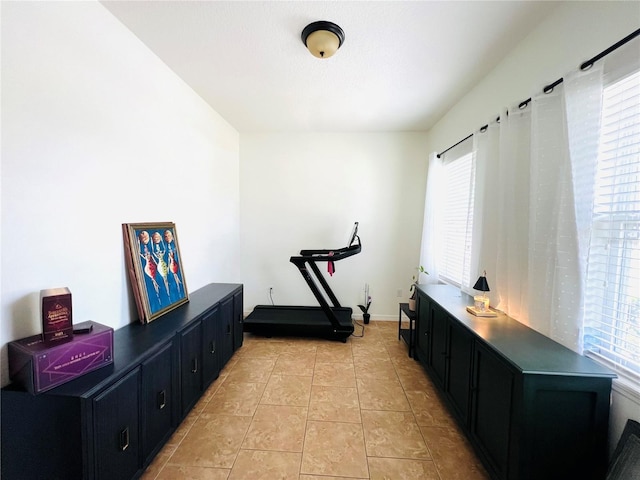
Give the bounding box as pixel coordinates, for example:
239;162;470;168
397;289;402;298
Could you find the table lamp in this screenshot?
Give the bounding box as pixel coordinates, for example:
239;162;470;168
467;271;496;317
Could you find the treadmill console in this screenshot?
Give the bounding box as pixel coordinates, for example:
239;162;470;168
347;221;359;246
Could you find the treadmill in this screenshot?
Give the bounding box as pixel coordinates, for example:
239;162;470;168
243;223;361;342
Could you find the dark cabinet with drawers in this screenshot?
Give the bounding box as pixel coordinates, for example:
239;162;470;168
414;284;615;480
1;283;243;480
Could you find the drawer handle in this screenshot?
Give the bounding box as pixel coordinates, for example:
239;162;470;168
227;324;231;335
158;390;166;410
192;358;198;373
119;427;129;452
210;340;216;354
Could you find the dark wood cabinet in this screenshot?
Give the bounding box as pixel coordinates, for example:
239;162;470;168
93;368;141;480
1;283;243;480
470;342;514;479
447;319;473;424
415;293;430;359
179;320;203;418
141;342;174;464
202;306;221;388
233;291;244;351
220;296;235;366
429;303;448;388
415;284;615;480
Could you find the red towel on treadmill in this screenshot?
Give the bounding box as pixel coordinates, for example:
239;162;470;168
328;251;335;276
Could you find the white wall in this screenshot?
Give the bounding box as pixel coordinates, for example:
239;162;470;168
423;1;640;455
0;2;241;386
426;1;640;154
240;133;427;319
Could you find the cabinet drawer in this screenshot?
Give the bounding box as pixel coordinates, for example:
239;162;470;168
429;304;448;388
447;320;473;424
220;297;234;366
470;343;514;479
180;321;203;418
202;307;221;387
415;292;430;362
141;342;174;463
233;291;244;350
93;368;141;480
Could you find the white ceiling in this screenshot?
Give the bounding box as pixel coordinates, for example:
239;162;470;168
101;1;560;133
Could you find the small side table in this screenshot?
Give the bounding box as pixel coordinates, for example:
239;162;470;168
398;302;417;358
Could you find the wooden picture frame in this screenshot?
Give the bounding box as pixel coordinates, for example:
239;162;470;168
123;222;189;323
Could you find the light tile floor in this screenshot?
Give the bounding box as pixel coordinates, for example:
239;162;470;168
141;320;490;480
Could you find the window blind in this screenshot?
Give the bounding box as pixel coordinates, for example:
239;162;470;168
439;151;475;287
583;69;640;378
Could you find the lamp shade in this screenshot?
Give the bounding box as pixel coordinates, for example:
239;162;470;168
301;21;345;59
473;274;490;292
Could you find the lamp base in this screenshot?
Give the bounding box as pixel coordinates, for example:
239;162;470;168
466;306;497;317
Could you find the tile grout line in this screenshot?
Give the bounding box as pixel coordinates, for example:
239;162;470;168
298;346;318;477
393;345;444;480
352;339;372;480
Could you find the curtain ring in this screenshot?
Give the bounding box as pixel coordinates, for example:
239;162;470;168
580;61;594;71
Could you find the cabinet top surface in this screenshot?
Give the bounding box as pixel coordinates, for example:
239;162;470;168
417;284;615;378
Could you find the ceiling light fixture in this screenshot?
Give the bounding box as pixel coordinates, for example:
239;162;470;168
301;21;345;59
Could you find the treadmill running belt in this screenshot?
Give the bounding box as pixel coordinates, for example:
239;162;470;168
243;305;354;341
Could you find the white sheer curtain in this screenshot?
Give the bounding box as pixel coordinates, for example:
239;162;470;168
527;85;583;351
471;108;531;319
468;124;499;299
466;87;590;350
563;65;605;353
471;67;602;352
497;107;531;320
467;74;601;351
419;152;442;284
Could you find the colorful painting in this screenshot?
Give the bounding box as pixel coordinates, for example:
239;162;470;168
123;222;189;323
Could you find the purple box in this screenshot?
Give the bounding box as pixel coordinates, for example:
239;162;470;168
8;321;114;394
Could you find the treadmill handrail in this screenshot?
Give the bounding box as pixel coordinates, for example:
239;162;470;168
294;236;361;262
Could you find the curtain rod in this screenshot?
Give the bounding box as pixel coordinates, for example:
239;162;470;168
436;27;640;159
436;133;473;158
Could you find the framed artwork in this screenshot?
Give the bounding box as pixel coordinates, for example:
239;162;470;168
123;222;189;324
